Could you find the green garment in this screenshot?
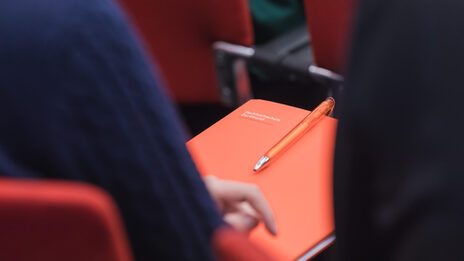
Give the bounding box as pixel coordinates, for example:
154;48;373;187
249;0;305;44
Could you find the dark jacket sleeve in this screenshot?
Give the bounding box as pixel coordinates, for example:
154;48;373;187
334;0;464;260
0;0;223;260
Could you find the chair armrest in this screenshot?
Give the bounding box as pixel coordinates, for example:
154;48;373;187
213;25;344;107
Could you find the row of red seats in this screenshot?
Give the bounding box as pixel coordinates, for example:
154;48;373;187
118;0;356;105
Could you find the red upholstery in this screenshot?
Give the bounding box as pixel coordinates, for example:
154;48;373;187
304;0;357;74
0;178;273;260
0;179;133;261
212;227;272;261
118;0;254;104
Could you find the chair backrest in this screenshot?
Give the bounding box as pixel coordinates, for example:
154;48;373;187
0;179;133;261
118;0;254;104
304;0;357;74
212;227;272;261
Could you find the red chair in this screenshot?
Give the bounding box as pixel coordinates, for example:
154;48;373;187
0;179;133;261
118;0;254;105
0;178;271;260
304;0;358;77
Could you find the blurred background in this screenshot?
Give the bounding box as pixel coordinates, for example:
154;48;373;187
117;0;354;136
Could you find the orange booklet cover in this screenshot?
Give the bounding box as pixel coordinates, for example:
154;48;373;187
187;99;338;260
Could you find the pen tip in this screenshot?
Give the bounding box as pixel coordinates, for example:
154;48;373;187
253;156;270;172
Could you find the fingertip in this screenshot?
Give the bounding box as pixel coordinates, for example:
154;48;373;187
266;214;277;236
262;219;277;236
269;223;278;236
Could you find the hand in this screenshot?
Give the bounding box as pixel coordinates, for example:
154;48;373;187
203;175;277;236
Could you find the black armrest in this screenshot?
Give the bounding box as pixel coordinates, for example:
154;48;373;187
212;25;343;107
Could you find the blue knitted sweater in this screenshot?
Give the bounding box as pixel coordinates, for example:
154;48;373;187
0;0;223;260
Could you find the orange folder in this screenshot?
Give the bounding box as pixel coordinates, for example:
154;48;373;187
187;99;338;260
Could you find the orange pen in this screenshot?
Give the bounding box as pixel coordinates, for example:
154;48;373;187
253;97;335;172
